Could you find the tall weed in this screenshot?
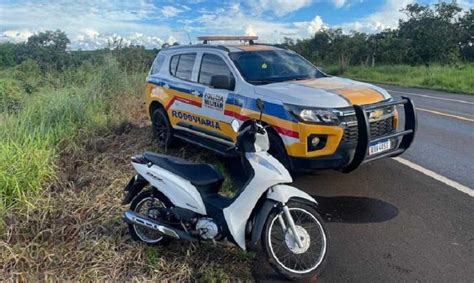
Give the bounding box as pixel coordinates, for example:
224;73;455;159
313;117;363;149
0;56;145;210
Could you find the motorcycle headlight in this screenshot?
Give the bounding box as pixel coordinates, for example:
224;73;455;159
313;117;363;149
285;104;340;125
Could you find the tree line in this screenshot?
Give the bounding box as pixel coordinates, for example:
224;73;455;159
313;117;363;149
0;1;472;75
0;30;158;73
282;2;473;71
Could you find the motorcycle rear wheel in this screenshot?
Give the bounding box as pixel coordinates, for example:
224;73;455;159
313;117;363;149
128;189;172;246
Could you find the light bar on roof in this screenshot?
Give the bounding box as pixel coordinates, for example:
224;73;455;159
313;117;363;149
197;36;258;44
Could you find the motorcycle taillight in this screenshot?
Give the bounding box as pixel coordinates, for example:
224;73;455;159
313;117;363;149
131;155;148;164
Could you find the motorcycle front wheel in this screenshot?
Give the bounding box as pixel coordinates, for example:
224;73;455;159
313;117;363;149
262;201;328;280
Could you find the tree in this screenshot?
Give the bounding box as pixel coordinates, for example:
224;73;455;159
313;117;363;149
105;37;156;73
347;32;370;66
0;43;17;68
399;2;462;64
307;30;332;64
284;1;469;67
369;29;406;65
20;30;71;71
326;29;351;72
458;9;474;61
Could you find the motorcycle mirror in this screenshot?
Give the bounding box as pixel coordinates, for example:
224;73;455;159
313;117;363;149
231;119;240;133
256;98;265;112
256;98;264;122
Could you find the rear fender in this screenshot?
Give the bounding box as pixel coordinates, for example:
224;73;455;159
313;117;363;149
122;175;148;205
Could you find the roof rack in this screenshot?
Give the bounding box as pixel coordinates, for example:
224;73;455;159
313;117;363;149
254;43;288;50
197;36;258;44
167;44;230;52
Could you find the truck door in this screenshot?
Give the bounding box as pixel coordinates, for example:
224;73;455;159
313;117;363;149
197;53;237;142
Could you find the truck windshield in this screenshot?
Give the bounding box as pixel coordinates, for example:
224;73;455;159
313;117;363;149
229;50;324;85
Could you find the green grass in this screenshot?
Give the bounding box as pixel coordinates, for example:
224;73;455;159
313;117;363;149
197;264;230;282
323;64;474;94
0;56;145;210
0;55;256;281
145;248;161;266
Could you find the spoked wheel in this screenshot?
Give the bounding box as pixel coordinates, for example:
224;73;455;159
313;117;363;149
262;201;328;280
128;190;172;245
151;107;174;148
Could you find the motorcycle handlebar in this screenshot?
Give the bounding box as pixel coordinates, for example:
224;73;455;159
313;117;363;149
227;120;262;152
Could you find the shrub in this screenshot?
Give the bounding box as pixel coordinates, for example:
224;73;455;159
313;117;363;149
14;59;43;93
89;55;129;98
0;79;23;113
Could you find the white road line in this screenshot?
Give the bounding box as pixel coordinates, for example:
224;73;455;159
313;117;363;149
416;108;474;122
388;90;474;105
394;157;473;197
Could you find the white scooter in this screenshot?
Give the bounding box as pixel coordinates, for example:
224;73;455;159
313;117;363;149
122;99;328;280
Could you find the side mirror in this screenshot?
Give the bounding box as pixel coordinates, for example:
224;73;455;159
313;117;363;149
210;75;235;90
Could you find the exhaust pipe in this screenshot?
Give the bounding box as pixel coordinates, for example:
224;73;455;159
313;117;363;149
123;210;197;242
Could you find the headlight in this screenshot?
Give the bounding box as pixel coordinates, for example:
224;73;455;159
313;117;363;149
285;104;339;125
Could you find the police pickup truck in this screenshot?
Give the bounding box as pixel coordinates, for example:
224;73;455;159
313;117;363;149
144;36;416;172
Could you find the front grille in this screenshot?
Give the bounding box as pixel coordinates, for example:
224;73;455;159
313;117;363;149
341;125;358;144
370;117;395;138
341;116;395;144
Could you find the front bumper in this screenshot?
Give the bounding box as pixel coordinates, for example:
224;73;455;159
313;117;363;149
289;97;417;172
289;144;356;171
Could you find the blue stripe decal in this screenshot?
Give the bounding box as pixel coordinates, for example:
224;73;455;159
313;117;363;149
227;94;297;122
148;77;205;97
148;78;296;123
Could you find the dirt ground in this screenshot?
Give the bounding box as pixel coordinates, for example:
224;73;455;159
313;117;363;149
1;121;258;281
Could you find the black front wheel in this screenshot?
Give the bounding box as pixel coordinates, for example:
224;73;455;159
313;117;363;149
262;201;329;280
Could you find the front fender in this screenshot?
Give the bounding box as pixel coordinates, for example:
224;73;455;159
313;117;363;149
248;185;317;250
267;184;317;205
249;199;278;250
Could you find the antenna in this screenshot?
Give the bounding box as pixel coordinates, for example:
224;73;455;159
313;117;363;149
186;32;192;45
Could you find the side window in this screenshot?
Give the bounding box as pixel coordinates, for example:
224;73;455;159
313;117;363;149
198;54;233;86
151;55;165;75
171;53;196;81
170;55;179;76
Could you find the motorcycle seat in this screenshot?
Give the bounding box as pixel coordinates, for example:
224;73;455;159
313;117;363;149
143;152;224;190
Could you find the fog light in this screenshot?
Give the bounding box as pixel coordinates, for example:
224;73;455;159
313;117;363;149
307;135;327;151
311;137;320;147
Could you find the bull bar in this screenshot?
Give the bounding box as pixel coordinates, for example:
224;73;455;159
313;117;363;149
342;96;417;173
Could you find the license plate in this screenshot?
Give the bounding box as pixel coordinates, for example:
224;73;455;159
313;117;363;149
369;139;391;155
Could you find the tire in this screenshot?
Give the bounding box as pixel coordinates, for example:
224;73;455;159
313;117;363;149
151;106;175;148
128;189;173;246
268;130;292;171
261;201;329;280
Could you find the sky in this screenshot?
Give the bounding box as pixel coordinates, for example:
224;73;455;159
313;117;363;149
0;0;472;50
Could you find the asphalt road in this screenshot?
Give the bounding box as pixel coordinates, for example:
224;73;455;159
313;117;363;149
383;84;474;189
253;85;474;281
